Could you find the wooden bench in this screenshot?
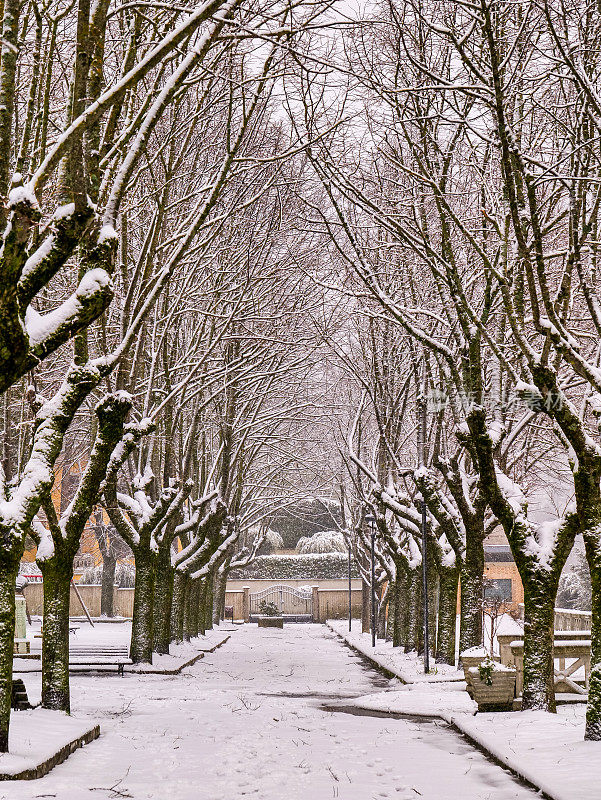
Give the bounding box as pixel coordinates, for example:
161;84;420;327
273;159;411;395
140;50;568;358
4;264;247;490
509;639;591;696
498;630;590;668
69;645;131;676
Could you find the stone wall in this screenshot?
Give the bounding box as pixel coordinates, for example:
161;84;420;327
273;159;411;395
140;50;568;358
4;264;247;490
23;583;134;618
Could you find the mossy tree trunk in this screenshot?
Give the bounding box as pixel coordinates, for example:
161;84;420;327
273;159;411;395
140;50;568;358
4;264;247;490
361;578;370;633
460;535;485;653
393;572;406;648
189;579;200;639
521;582;557;711
213;571;226;625
204;579;214;632
0;554;21;752
171;571;187;644
153;547;173;655
574;467;601;738
100;553;116;617
436;565;459;666
182;575;192;641
408;567;423;653
40;556;73;711
585;531;601;739
385;583;395;642
130;546;155;663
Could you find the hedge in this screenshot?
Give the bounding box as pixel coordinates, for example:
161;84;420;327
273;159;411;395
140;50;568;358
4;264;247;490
229;553;359;580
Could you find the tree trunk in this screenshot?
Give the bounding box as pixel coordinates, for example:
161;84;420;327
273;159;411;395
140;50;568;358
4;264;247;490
385;583;394;642
130;548;154;664
100;553;116;617
40;559;72;711
153;550;173;655
427;557;438;656
460;534;485;653
522;585;556;711
436;566;458;666
408;568;422;653
204;579;214;631
0;556;19;752
170;571;186;644
583;533;601;738
361;578;370;633
189;579;200;639
213;572;226;625
182;576;192;641
393;574;404;648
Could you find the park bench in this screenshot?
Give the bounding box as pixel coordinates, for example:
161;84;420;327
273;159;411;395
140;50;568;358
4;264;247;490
498;630;590;668
68;644;131;676
508;638;591;696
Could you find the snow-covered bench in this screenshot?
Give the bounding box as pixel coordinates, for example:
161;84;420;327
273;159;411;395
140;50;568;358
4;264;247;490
509;639;591;696
69;645;131;676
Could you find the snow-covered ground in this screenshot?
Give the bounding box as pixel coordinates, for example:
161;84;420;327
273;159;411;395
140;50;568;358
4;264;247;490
328;619;466;683
6;624;536;799
330;619;598;800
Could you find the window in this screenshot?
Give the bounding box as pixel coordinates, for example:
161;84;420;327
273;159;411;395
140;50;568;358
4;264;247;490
484;578;513;601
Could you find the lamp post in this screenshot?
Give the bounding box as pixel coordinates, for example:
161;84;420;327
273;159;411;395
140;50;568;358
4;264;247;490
365;512;377;647
418;391;430;674
348;541;353;632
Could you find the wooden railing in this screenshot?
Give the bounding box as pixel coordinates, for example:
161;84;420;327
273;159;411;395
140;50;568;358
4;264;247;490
498;631;591;696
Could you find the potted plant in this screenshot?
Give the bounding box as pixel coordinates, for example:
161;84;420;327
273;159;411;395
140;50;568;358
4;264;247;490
256;601;284;629
469;656;516;712
461;585;516;708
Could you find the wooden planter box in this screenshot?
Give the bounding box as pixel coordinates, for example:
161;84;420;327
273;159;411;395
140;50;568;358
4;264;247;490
461;651;489;698
469;666;516;711
257;616;283;628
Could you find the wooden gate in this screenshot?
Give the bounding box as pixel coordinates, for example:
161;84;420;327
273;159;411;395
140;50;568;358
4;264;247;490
249;585;313;622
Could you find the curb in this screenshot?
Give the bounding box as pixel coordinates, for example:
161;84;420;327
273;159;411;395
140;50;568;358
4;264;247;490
327;622;560;800
0;723;100;781
126;634;231;675
326;622;465;685
15;634;233;676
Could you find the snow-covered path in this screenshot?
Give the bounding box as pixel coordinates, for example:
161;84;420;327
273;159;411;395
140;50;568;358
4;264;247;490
6;624;536;800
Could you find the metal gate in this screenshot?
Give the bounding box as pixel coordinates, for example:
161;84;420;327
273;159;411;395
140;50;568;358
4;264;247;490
249;585;313;622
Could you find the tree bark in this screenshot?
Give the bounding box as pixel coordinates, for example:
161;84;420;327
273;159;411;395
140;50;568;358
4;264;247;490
204;579;214;632
393;574;405;648
182;576;192;641
40;559;72;711
189;579;200;639
408;568;422;653
130;548;154;663
361;578;370;633
100;553;116;617
213;571;226;625
460;534;484;653
583;532;601;738
385;583;395;642
153;549;173;655
170;571;186;644
0;556;19;752
436;566;458;666
522;586;556;711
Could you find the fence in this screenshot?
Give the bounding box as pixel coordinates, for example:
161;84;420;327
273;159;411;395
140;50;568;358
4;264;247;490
517;604;592;631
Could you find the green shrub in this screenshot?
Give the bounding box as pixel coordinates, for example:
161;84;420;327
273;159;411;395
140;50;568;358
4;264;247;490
230;553;358;580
